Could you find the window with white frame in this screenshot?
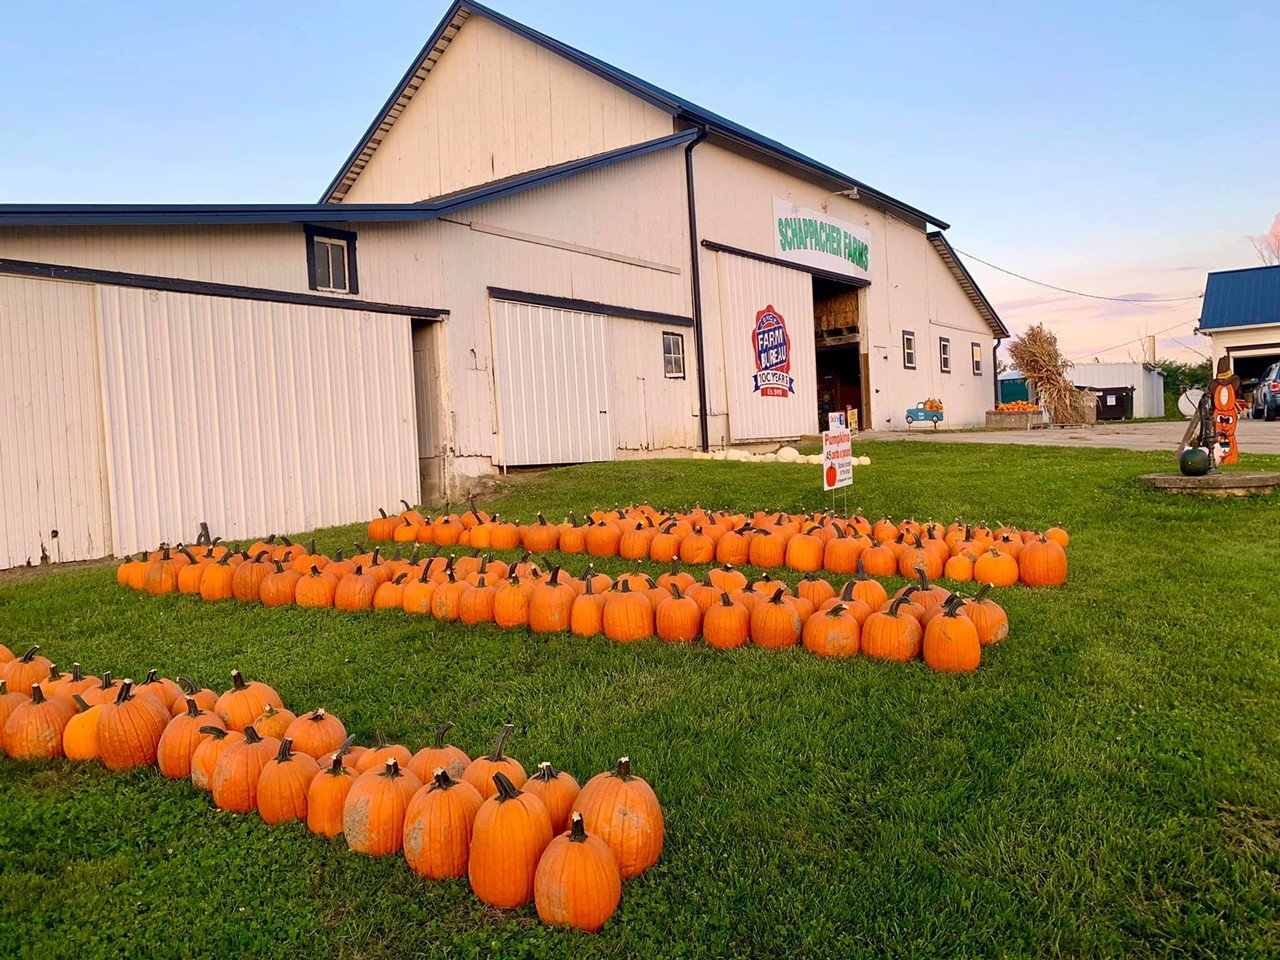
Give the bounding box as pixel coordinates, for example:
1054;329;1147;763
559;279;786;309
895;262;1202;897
306;227;358;294
939;337;952;374
902;330;917;370
971;342;984;376
662;331;686;379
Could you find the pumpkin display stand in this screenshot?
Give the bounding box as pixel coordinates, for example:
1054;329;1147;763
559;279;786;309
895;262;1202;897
1139;471;1280;497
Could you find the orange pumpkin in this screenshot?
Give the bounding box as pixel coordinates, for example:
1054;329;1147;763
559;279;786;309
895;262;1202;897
1;645;52;697
215;670;283;732
211;724;281;813
750;588;802;650
462;723;527;799
408;722;471;783
468;772;554;909
861;597;924;662
572;756;663;878
801;604;860;659
923;596;982;673
306;746;356;838
703;593;749;650
1018;536;1068;587
3;682;75;760
62;695;103;761
256;738;321;826
523;761;582;834
97;679;172;770
284;708;347;760
157;697;226;778
190;727;245;792
344;759;422;855
403;768;485;880
534;812;622;933
602;582;654;642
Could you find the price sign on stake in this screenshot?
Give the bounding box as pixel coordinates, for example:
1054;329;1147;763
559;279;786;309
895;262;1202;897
822;428;853;491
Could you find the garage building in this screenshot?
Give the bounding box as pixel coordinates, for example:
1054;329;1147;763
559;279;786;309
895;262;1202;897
0;0;1007;568
1199;263;1280;392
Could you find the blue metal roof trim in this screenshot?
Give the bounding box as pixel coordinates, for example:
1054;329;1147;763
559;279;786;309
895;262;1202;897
0;131;697;227
321;1;949;228
1199;264;1280;331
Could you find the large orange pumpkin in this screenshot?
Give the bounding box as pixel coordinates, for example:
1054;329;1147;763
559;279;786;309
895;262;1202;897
306;747;356;838
343;759;422;855
534;813;622;933
408;722;470;782
403;768;484;880
256;738;321;826
523;761;582;835
469;772;554;909
572;756;663;878
1;645;52;697
215;670;283;732
284;708;347;760
97;679;172;770
156;697;226;779
462;723;527;799
3;682;75;760
211;724;281;813
190;727;245;792
923;596;982;673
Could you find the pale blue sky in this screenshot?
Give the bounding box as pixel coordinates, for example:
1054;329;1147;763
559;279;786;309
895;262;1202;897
3;0;1276;359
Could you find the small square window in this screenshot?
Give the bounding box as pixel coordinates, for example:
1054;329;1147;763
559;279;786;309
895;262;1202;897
306;227;358;294
662;331;686;379
972;342;984;376
939;337;951;374
902;331;916;370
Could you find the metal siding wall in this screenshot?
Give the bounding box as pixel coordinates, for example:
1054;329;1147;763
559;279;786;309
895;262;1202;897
0;276;112;568
490;299;613;465
715;252;818;441
95;285;418;555
341;15;674;204
609;319;698;451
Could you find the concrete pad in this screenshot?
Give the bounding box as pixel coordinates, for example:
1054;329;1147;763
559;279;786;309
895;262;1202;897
874;418;1280;455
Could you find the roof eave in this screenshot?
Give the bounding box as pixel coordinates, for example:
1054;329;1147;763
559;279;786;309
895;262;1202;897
926;231;1009;339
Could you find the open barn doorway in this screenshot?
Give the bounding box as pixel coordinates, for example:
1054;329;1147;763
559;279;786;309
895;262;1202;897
813;277;867;430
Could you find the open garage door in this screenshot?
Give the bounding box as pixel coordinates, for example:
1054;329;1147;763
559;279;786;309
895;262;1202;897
489;298;613;466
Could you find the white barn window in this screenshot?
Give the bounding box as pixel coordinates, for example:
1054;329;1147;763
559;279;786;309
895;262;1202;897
663;331;686;379
902;331;917;370
306;227;358;294
939;337;951;374
972;342;984;376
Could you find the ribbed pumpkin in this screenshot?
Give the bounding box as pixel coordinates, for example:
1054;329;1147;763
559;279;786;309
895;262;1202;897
198;553;238;601
408;722;471;782
528;567;577;634
469;772;554;909
190;727;244;792
211;725;281;812
1018;535;1068;587
492;576;531;628
0;680;28;735
2;646;52;696
97;679;172;770
63;695;103;761
3;683;75;760
802;604;860;659
257;738;321;825
973;548;1019;588
334;566;377;611
569;577;606;637
306;747;356;838
356;742;414;774
457;573;497;625
861;597;924;662
523;761;582;834
400;566;438;615
784;527;824;573
750;588;802;649
295;565;338;608
260;561;302;606
344;759;422;855
215;670;283;732
462;723;527;799
80;671;121;707
703;593;749;650
54;663;99;701
534;812;622;933
923;596;982;673
572;756;663;878
284;708;347;760
157;697;227;778
959;584;1009;645
230;550;273;601
135;669;184;712
602;582;654;642
143;546;189;595
403;768;484;879
796;573;836;608
655;586;701;643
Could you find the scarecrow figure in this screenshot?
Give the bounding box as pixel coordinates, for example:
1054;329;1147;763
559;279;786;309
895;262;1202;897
1209;356;1241;465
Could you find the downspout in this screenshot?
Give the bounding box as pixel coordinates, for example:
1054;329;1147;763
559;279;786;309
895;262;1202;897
992;338;1002;407
684;124;711;451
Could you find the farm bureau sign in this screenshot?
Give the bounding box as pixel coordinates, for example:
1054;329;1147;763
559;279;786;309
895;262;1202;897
752;306;794;397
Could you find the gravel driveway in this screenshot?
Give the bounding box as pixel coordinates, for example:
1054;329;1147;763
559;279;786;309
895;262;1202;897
876;418;1280;455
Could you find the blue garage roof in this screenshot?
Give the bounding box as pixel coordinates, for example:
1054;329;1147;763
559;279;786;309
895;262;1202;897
1200;264;1280;331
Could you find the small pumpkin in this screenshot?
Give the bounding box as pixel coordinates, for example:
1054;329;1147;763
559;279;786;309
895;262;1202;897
922;595;982;673
572;756;663;878
959;583;1009;645
1;645;52;697
63;694;103;761
973;548;1019;588
356;741;414;775
170;676;217;717
703;592;749;650
529;567;577;634
569;576;606;637
284;708;347;760
655;586;702;643
468;771;554;909
1018;535;1068;587
215;670;283;732
190;726;245;792
462;723;527;799
861;596;924;662
403;767;484;879
534;812;622;933
750;587;802;650
523;761;582;834
306;741;356;838
408;721;470;782
602;582;654;643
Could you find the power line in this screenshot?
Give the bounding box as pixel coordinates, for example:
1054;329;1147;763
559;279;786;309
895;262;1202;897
1065;319;1201;359
954;247;1204;305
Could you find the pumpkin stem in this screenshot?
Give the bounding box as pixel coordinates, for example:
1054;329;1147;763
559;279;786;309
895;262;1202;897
230;669;248;691
30;683;46;704
613;756;633;780
720;591;733;607
382;758;403;779
184;696;201;718
535;760;559;781
769;587;786;604
199;725;229;739
177;675;196;694
569;811;588;843
492;771;522;801
973;583;993;602
433;722;454;749
670;584;682;600
827;604;847;618
327;752;347;775
114;679;134;704
336;734;356;757
275;738;294;762
855;558;869;580
72;693;91;712
243;725;264;744
489;722;514;761
47;663;63;683
888;596;914;616
431;768;457;790
71;663;83;682
19;645;40;663
915;567;930;592
98;671;113;689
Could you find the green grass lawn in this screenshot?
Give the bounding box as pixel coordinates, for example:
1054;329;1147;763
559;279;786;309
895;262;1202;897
2;440;1279;959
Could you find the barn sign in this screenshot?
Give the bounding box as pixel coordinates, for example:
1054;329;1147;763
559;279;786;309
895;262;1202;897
772;197;871;282
752;305;794;397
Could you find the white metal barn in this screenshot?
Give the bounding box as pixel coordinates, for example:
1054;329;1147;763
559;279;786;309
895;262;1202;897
0;0;1007;569
1070;362;1166;419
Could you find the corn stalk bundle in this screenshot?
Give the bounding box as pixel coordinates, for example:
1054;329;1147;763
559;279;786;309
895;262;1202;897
1007;324;1090;424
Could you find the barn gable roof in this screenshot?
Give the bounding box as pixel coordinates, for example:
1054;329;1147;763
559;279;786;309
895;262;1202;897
320;1;950;229
926;231;1008;339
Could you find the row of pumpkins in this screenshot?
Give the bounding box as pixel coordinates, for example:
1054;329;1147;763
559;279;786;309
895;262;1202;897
365;502;1070;588
0;656;656;933
117;536;1008;671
